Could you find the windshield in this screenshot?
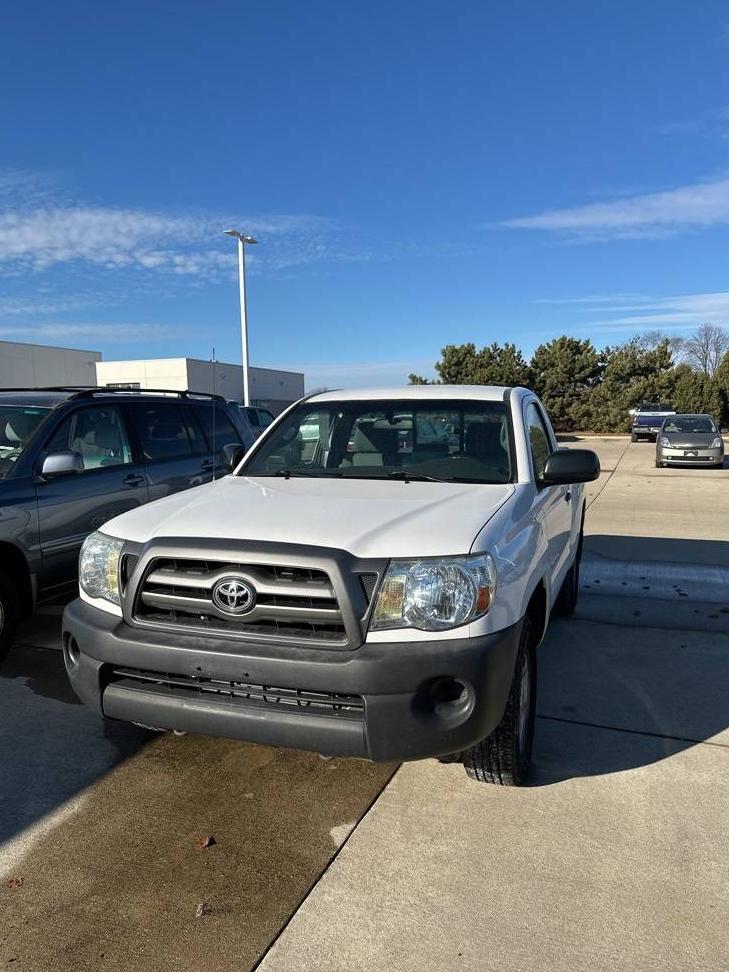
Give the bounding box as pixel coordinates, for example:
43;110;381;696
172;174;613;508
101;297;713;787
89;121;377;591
639;403;673;412
0;405;51;479
241;399;514;484
663;416;717;434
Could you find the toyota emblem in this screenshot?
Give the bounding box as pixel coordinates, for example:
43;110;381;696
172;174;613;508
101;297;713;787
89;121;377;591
211;577;256;615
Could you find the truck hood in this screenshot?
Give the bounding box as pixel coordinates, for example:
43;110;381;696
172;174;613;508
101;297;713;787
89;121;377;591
102;475;514;559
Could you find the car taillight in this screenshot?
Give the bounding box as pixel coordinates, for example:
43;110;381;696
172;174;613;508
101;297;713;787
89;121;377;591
632;417;638;425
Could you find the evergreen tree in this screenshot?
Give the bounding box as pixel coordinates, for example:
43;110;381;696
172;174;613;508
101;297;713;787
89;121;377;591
529;337;601;431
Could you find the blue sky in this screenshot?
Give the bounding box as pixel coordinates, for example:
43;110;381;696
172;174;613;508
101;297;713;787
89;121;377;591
2;1;729;388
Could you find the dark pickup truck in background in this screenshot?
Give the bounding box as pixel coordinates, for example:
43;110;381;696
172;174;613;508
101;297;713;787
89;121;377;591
630;403;675;442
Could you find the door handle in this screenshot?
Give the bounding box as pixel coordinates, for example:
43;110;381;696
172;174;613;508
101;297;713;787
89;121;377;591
123;473;145;487
564;490;572;502
200;459;215;471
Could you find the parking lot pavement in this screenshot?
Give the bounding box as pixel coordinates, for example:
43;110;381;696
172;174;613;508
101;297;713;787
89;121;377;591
1;638;395;971
3;437;729;972
573;436;729;565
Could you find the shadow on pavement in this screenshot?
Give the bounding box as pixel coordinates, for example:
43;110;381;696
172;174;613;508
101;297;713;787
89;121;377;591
531;532;729;785
584;532;729;567
0;644;151;846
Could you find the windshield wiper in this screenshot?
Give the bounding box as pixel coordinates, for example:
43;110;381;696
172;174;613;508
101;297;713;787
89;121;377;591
385;469;449;483
267;469;342;479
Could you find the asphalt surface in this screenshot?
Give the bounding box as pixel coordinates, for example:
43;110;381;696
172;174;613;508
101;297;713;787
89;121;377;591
2;436;728;971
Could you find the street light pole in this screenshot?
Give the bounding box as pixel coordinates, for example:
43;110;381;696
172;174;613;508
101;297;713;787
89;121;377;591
224;229;258;407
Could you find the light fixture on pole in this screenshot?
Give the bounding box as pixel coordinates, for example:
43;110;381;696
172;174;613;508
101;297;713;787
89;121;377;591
224;229;258;407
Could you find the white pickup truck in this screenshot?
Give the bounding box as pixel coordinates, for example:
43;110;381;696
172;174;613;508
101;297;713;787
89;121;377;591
63;386;599;786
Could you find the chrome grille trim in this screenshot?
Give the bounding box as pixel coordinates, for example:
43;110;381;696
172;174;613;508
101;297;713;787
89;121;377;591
133;556;347;644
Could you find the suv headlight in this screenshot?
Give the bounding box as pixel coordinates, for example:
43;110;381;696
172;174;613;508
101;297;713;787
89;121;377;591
659;436;671;447
79;532;124;605
371;554;496;632
711;436;723;449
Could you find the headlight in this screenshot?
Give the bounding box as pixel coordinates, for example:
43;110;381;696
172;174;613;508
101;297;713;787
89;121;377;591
659;436;671;447
371;554;496;632
711;437;723;449
79;532;124;604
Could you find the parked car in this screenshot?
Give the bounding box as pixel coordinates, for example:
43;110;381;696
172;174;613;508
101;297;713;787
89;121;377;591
631;403;675;442
63;385;599;786
0;387;254;661
236;405;275;437
655;413;725;468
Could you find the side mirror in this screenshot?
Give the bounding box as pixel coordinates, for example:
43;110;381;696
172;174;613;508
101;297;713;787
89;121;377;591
221;442;247;472
542;448;600;485
41;450;84;479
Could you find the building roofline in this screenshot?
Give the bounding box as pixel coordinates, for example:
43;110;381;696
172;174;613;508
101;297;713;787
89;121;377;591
0;339;101;356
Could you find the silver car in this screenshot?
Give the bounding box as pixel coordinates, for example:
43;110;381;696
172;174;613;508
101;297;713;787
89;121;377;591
655;413;725;468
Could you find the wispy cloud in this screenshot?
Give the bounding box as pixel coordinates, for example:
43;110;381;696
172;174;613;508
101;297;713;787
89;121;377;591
500;176;729;241
0;168;375;282
0;322;175;342
0;203;343;277
542;290;729;329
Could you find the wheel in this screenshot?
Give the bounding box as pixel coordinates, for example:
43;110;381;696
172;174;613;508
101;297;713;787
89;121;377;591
655;460;664;468
630;432;637;442
462;617;536;786
0;572;19;665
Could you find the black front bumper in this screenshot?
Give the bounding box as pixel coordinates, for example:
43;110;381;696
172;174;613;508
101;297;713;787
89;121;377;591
62;598;521;762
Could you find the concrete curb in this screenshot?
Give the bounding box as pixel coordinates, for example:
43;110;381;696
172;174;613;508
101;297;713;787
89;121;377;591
581;553;729;604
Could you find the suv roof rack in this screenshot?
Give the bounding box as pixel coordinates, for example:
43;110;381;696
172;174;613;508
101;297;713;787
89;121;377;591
0;386;226;402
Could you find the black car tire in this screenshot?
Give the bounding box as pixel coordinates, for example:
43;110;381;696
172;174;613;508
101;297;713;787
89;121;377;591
461;618;537;786
0;573;19;664
631;432;638;442
655;460;664;468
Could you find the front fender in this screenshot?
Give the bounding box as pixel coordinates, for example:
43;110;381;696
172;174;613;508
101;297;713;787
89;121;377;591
470;484;553;635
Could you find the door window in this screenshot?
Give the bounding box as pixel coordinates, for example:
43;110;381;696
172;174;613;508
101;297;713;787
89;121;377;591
526;403;552;481
131;405;195;461
192;404;241;453
45;407;132;471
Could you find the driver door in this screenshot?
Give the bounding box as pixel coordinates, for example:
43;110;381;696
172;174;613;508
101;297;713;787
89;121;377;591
35;404;149;595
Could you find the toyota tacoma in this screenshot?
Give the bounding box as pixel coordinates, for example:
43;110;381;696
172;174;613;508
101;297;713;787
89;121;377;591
63;386;599;785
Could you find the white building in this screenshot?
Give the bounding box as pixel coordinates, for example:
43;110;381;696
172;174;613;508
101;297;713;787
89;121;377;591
95;357;304;413
0;340;101;388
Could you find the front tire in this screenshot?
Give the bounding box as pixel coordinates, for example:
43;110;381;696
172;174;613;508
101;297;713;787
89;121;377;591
630;432;638;442
462;618;536;786
0;573;19;665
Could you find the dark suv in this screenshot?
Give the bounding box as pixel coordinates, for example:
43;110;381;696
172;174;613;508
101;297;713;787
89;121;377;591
0;387;254;659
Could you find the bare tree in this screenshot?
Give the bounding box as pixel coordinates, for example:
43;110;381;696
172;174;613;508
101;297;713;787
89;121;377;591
681;323;729;375
635;329;685;357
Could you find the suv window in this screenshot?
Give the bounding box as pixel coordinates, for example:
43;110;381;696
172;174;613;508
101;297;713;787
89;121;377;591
193;404;241;453
0;406;51;480
526;402;551;481
131;405;195;461
45;406;132;471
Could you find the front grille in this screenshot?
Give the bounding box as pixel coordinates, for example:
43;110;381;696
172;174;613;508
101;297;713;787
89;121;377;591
108;666;363;719
133;557;347;644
